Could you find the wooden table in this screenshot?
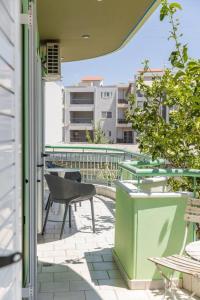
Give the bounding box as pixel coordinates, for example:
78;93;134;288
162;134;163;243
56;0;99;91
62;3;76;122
185;241;200;261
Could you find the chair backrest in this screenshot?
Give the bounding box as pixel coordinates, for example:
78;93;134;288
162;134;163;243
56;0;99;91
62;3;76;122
178;197;200;255
64;171;81;182
45;174;80;203
184;198;200;224
50;171;58;176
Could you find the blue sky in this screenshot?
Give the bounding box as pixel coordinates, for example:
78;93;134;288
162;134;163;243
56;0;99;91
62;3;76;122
61;0;200;86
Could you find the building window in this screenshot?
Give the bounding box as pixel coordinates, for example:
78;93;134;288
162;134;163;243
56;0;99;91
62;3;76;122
101;111;112;118
62;108;65;123
101;91;113;98
62;127;65;142
136;90;143;97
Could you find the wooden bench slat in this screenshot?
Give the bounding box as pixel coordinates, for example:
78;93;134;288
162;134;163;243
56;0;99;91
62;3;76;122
169;256;200;270
188;199;200;206
186;207;200;214
184;214;200;223
149;256;200;276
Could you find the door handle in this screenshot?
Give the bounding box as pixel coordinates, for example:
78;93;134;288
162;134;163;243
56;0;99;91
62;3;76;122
0;252;22;268
37;164;44;167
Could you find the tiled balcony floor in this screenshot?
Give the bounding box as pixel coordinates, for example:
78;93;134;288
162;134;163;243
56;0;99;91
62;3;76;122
37;195;198;300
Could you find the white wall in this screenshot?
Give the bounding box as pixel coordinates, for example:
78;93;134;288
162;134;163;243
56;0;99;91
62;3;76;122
95;87;117;142
45;82;63;145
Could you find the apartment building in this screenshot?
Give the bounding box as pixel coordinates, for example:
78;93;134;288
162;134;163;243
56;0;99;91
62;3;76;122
62;77;134;143
45;82;63;145
134;69;169;120
128;69;169;142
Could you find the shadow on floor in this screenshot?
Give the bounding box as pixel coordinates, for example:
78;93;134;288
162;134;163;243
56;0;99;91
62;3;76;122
38;260;105;300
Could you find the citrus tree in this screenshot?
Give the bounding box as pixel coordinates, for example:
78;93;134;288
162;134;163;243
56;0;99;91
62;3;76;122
127;0;200;191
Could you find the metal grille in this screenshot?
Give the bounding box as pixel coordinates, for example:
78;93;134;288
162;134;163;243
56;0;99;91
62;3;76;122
46;43;60;78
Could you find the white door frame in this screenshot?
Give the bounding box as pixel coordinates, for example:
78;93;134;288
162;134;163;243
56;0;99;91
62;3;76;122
27;1;37;298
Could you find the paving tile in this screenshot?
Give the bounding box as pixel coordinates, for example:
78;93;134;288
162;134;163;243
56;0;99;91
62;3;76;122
98;279;127;291
85;255;103;263
70;280;98;291
115;289;150;300
39;257;54;263
54;271;84;281
107;270;122;279
85;290;117;300
39;250;65;258
38;243;54;251
89;271;109;280
38;272;53;282
40;281;70;292
102;254;113;262
37;292;54;300
54;291;85;300
41;263;70;273
93;262;117;271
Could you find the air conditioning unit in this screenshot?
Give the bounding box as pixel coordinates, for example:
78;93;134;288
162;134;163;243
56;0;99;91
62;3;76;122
44;42;61;81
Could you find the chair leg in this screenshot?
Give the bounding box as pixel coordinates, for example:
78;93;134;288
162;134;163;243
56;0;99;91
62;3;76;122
156;264;176;300
90;198;95;233
69;205;72;228
42;197;52;235
60;204;69;240
45;193;51;210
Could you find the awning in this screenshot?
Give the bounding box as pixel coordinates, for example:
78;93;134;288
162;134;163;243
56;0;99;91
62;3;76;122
37;0;160;62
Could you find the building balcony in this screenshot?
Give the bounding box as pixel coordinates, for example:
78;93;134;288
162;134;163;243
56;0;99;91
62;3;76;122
118;99;129;107
70;118;93;124
69;104;94;111
70;99;94;105
69;124;94;131
116;138;133;144
118;118;128;124
117;119;132;127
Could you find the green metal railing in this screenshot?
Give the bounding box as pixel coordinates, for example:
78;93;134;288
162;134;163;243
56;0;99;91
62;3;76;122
45;145;200;194
45;145;147;185
119;160;200;196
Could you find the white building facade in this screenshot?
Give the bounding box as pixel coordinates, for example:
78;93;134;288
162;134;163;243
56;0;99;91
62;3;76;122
62;77;134;144
45;82;63;145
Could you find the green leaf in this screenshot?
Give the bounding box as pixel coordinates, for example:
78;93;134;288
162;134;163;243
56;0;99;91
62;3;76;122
169;3;182;11
160;5;168;21
183;45;188;63
174;70;185;80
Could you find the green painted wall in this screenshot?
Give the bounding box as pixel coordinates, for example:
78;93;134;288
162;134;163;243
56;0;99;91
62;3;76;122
114;186;193;281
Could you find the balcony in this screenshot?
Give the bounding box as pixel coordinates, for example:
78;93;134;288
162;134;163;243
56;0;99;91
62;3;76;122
118;99;129;107
69;118;94;130
70;118;93;124
116;138;133;144
70;130;93;143
117;119;132;128
70;99;94;105
70;92;94;105
39;145;200;299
